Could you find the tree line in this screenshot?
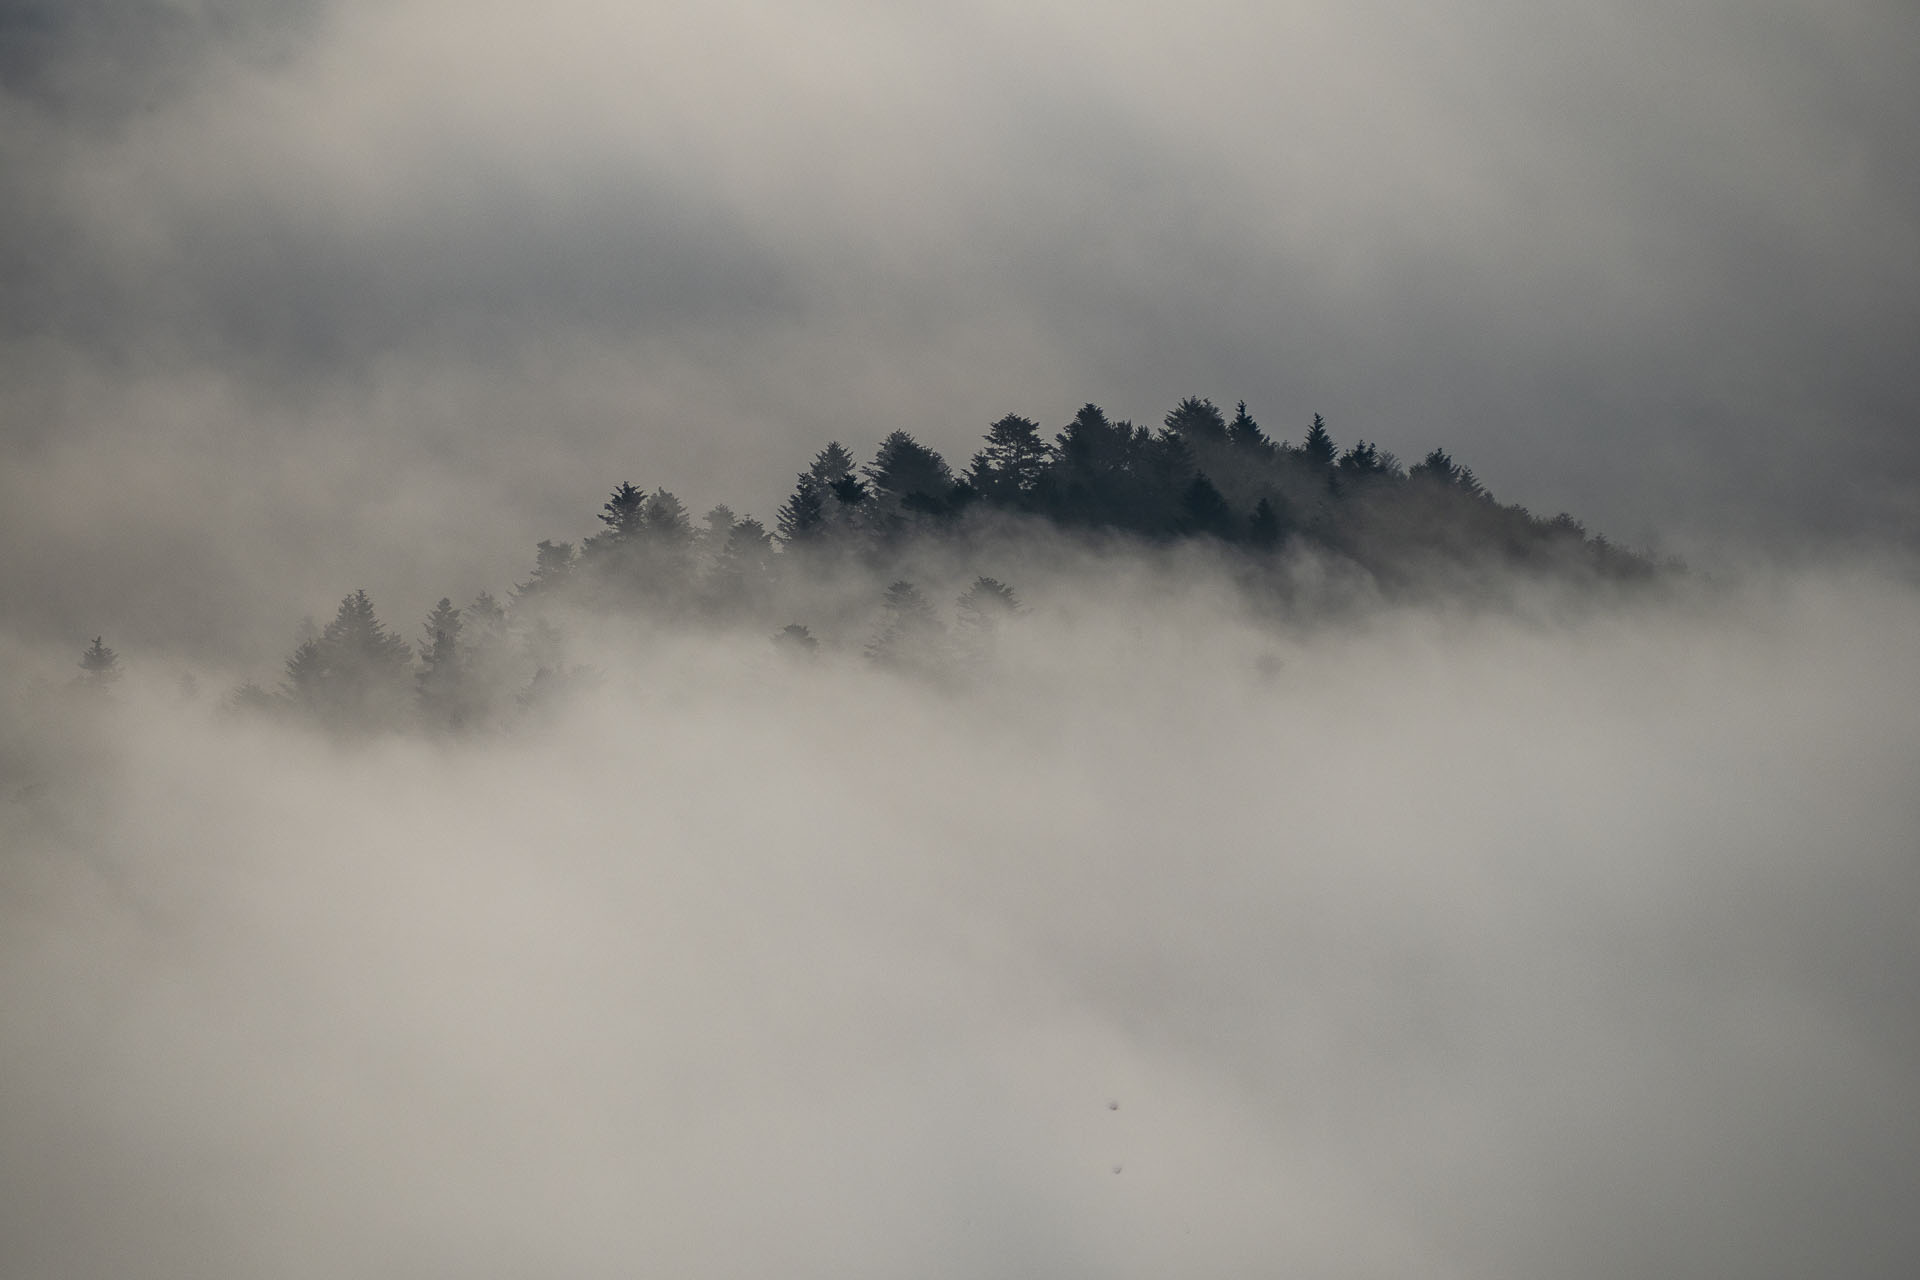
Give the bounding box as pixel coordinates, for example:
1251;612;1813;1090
78;397;1660;731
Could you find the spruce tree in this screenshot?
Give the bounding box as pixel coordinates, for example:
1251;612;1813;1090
1302;413;1336;470
78;636;121;691
968;414;1050;502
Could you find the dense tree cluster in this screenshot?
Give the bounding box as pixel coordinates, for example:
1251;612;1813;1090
166;396;1654;732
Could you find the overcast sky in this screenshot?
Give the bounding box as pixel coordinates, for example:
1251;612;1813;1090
3;0;1917;657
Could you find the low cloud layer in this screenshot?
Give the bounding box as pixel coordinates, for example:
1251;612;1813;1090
4;560;1917;1277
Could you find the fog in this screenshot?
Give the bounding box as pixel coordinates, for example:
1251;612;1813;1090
5;1;1919;1272
4;553;1918;1278
4;0;1918;658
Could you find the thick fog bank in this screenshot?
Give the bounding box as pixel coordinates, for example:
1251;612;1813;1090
3;562;1919;1278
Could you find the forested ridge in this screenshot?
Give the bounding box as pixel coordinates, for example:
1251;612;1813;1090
86;398;1662;730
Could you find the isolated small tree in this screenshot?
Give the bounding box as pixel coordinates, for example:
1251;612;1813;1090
773;623;819;657
77;636;121;691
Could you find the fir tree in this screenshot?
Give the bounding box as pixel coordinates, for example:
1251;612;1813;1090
1302;413;1336;470
417;598;465;728
968;414;1050;501
77;636;121;691
776;474;827;544
1227;400;1272;454
1163;396;1229;445
1247;496;1287;550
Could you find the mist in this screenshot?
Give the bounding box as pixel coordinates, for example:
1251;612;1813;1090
4;551;1918;1278
4;0;1918;658
6;0;1920;1273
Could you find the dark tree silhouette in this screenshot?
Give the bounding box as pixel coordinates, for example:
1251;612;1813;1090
864;431;954;510
1179;473;1236;539
866;580;945;672
956;576;1020;634
774;623;819;657
285;591;413;730
516;540;577;600
417;598;465;728
597;482;647;541
1163;396;1229;446
1247;496;1287;550
1227;401;1273;455
1302;413;1336;471
776;474;827;544
78;636;121;690
968;414;1050;502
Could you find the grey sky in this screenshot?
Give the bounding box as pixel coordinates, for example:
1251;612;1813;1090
3;0;1917;656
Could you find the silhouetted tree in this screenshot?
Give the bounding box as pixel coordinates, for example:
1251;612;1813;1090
699;504;737;562
806;441;857;488
1227;401;1273;455
597;482;647;540
1178;473;1236;539
968;414;1050;502
1247;496;1287;550
77;636;121;691
516;540;577;600
1163;396;1229;446
285;590;413;730
642;488;692;544
774;623;819;657
865;431;954;512
866;580;945;673
1302;413;1336;470
957;576;1018;630
776;474;827;544
417;598;465;728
